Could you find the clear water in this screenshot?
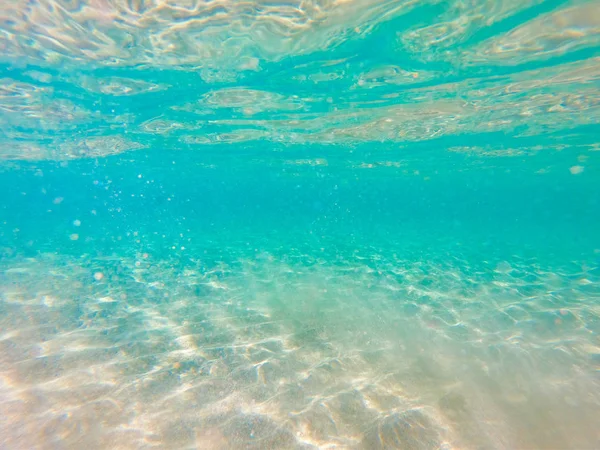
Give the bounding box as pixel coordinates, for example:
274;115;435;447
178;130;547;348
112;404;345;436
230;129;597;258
1;1;600;449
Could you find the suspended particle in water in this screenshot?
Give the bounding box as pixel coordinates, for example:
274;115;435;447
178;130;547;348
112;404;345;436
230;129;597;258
69;233;79;241
93;272;104;281
53;197;64;204
73;219;81;227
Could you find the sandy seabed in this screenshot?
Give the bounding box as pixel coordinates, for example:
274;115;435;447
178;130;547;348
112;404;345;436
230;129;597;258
1;252;599;449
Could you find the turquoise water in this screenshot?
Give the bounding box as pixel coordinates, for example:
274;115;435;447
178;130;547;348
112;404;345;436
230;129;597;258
1;1;600;448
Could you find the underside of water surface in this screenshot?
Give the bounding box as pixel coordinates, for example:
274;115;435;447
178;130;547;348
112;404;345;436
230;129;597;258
1;1;600;449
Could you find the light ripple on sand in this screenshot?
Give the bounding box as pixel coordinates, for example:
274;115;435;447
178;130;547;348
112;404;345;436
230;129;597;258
1;252;599;448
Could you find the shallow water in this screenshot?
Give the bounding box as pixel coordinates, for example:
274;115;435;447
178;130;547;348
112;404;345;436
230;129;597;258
1;1;600;449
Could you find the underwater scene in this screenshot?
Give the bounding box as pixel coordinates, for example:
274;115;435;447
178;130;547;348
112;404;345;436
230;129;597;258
1;0;600;448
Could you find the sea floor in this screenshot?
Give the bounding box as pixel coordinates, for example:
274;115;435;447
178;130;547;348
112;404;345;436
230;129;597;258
1;249;599;449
